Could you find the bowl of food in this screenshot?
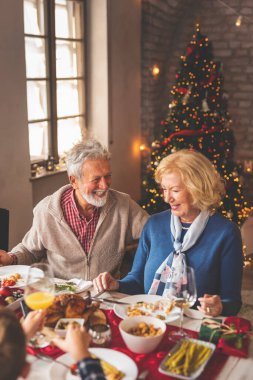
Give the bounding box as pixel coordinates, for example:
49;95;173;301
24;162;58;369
55;318;84;337
119;315;166;354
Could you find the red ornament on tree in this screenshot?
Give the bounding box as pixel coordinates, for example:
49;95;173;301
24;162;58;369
176;87;188;94
187;46;194;55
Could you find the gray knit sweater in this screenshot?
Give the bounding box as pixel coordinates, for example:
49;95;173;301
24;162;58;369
11;185;149;280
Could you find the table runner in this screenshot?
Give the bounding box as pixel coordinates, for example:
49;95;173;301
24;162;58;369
27;309;228;379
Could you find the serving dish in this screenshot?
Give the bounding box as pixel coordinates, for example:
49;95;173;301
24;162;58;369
159;338;215;379
119;315;166;354
55;318;84;336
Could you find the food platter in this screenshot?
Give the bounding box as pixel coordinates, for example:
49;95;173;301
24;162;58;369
114;294;181;323
49;349;138;380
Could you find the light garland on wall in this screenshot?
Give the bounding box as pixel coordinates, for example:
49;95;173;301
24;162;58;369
217;0;251;27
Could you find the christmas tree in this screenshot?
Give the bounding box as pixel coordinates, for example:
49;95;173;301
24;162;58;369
142;24;248;225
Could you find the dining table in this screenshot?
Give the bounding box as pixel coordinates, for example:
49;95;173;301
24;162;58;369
23;288;253;380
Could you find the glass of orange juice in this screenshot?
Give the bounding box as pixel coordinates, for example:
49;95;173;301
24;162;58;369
24;262;55;311
24;263;55;347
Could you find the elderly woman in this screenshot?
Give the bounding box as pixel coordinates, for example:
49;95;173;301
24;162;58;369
94;150;243;317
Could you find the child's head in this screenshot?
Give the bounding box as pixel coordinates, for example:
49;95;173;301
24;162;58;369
0;308;27;380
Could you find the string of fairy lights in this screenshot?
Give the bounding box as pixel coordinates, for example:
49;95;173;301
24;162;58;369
217;0;251;27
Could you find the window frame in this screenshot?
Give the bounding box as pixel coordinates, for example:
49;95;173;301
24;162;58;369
24;0;86;168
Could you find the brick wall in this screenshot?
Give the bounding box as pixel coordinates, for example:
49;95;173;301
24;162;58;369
141;0;253;203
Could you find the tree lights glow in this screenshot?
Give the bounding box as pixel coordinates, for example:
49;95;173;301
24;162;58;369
141;25;249;226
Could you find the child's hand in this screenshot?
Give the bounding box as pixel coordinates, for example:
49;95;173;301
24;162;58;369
22;310;46;341
53;324;91;362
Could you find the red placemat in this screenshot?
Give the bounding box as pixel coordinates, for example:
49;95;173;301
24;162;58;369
104;309;228;380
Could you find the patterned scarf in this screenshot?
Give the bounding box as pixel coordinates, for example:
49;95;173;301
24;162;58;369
148;210;210;296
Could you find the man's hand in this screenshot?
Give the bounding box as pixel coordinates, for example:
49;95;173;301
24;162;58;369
0;250;12;266
93;272;119;293
53;324;91;362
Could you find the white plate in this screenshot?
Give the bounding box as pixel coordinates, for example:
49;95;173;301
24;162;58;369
114;294;180;324
184;308;205;320
49;348;138;380
54;278;92;294
159;338;215;379
0;265;30;288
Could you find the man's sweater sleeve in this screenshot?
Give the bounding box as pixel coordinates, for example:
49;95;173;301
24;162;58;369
10;204;47;264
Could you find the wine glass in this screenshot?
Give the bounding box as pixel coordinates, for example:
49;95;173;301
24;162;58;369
24;263;55;346
165;266;197;341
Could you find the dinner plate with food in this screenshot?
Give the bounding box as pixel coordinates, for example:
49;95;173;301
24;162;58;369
0;265;30;288
113;294;181;323
49;349;138;380
54;278;92;294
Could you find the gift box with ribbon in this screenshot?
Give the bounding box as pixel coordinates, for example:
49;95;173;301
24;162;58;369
199;317;252;358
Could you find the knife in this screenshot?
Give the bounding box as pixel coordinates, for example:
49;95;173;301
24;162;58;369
90;297;130;305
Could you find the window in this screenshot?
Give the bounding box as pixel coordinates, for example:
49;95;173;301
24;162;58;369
24;0;85;165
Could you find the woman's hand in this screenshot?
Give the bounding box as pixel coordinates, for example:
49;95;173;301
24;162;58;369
197;294;223;317
93;272;119;293
53;324;91;362
22;310;46;341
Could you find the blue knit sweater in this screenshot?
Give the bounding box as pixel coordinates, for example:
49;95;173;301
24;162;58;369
119;210;243;316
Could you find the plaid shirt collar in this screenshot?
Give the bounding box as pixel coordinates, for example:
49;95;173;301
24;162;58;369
69;188;99;221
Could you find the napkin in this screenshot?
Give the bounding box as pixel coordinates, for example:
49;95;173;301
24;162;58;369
27;344;64;360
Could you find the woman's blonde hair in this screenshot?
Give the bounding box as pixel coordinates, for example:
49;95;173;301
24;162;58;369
155;149;225;211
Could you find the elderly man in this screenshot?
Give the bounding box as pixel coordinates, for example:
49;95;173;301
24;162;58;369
0;140;148;280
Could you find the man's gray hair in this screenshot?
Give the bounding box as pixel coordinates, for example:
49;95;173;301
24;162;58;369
66;139;111;178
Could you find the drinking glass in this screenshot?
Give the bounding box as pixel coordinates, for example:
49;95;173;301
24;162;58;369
24;263;55;346
165;266;197;341
24;263;55;311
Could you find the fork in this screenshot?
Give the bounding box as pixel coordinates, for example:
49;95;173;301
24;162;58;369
85;289;105;305
34;353;78;376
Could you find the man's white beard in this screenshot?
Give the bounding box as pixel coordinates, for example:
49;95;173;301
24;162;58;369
81;190;108;208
